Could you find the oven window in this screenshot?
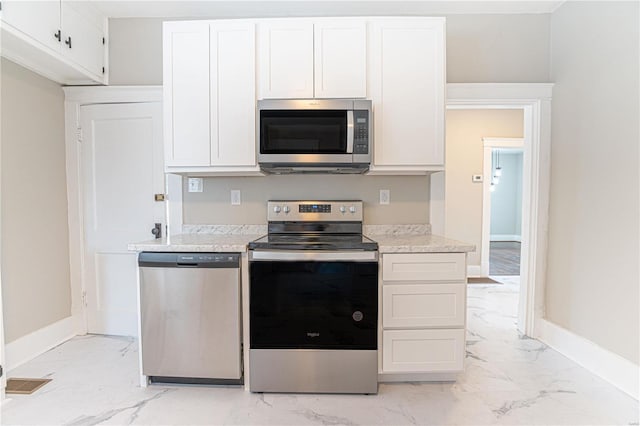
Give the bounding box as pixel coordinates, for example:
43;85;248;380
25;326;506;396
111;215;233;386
260;110;347;154
250;261;378;350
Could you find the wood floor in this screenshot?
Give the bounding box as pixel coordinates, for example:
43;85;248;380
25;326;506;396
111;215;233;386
489;241;521;275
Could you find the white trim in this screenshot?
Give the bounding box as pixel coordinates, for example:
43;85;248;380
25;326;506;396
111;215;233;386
490;234;522;242
444;83;553;338
64;86;165;337
467;265;482;278
5;316;78;372
537;319;639;400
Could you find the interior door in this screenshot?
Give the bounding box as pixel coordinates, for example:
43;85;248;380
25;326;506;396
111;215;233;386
80;102;164;336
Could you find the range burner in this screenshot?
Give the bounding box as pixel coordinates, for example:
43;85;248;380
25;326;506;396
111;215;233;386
249;200;378;252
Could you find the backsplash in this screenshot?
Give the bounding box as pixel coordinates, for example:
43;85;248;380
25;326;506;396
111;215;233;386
182;175;431;225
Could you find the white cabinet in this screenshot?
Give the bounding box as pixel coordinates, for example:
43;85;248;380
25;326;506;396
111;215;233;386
1;0;106;84
163;20;258;174
258;19;367;99
368;18;445;173
380;252;467;379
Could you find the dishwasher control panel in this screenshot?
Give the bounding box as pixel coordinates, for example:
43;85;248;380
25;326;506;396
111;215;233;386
138;252;240;268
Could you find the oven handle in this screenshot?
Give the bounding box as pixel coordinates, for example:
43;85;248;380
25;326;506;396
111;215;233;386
249;250;378;262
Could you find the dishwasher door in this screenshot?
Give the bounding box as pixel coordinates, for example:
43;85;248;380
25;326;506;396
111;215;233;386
139;252;241;383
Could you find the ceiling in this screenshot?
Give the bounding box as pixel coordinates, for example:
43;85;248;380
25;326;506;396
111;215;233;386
84;1;566;19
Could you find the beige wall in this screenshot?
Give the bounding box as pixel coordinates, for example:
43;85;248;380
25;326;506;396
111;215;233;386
1;59;71;343
546;2;639;364
183;175;430;225
444;109;524;267
108;14;551;85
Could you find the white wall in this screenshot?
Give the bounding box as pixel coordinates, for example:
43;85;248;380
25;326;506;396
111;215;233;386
183;175;430;225
0;59;71;343
546;1;639;364
490;151;523;239
108;14;551;85
444;109;524;267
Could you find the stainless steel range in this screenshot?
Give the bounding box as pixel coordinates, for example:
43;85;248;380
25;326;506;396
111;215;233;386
248;200;378;394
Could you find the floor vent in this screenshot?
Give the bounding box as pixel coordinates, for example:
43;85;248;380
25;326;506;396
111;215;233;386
6;378;52;394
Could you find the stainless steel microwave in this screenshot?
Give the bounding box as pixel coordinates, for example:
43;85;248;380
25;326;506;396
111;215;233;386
257;99;372;174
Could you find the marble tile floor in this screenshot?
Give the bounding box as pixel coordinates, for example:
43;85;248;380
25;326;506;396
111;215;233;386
3;277;638;426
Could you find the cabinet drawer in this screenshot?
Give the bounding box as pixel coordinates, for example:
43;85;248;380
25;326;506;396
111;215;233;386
382;329;465;373
383;284;465;328
382;253;466;282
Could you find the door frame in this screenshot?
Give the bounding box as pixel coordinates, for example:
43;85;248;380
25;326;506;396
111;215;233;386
63;86;163;335
481;138;525;277
435;83;553;337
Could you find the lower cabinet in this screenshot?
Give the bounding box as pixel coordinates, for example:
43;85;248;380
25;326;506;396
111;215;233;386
380;252;467;379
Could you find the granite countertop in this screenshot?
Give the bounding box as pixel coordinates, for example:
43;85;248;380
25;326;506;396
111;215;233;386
127;233;263;253
369;233;475;253
127;224;475;254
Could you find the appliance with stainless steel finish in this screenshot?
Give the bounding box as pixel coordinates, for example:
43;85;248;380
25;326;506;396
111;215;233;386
257;99;372;174
249;201;378;394
139;252;242;385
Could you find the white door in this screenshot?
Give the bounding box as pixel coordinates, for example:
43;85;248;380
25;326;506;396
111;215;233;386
61;2;105;78
1;0;62;53
81;102;164;336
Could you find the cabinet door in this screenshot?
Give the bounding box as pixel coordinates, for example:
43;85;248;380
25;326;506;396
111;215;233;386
61;2;104;78
210;22;256;166
163;22;211;166
369;18;445;167
314;19;366;98
2;0;61;52
382;329;465;373
383;284;466;328
258;20;314;99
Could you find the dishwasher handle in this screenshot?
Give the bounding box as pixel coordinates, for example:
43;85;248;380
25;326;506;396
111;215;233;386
138;252;240;268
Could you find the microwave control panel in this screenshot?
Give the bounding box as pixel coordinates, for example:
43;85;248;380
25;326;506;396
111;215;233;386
353;110;369;154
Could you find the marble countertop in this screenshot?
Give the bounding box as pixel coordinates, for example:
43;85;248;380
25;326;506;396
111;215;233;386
369;233;475;253
127;233;263;253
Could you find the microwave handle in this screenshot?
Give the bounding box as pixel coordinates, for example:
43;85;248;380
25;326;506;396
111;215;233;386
347;110;354;154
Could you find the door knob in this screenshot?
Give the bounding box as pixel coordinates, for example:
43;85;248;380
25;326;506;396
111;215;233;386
151;223;162;239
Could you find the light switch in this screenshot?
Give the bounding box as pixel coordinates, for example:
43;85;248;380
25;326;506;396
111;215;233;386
231;190;241;205
188;178;203;192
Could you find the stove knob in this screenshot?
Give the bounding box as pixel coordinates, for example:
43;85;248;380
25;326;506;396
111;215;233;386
273;206;281;213
340;206;346;213
283;205;291;214
349;206;357;214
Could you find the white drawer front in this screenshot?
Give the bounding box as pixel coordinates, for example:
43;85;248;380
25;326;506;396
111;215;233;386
383;284;465;328
382;329;465;373
382;253;466;282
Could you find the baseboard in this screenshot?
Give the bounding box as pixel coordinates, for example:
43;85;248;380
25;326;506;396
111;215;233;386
467;265;482;277
490;234;522;242
5;316;77;372
537;319;639;400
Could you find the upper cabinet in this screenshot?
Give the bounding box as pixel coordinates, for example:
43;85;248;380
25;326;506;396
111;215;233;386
258;18;367;99
1;0;107;84
368;18;446;172
163;20;258;174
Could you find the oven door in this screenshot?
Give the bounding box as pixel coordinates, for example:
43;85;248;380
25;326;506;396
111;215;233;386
249;250;378;351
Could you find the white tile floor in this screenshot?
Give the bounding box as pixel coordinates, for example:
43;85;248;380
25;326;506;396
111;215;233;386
3;277;638;425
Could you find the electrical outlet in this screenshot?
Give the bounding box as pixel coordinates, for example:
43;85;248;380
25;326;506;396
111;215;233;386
380;189;390;205
231;190;241;205
187;178;203;193
472;175;483;183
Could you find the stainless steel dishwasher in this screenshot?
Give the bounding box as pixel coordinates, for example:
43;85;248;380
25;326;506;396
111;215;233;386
138;252;242;385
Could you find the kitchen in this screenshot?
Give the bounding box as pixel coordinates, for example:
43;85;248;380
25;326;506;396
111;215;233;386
1;1;639;425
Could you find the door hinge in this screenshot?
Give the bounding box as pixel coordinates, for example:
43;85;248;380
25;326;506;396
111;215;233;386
77;126;83;142
102;66;105;74
102;37;105;45
82;290;87;307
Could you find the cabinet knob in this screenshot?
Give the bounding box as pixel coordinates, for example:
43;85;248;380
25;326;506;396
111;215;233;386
65;36;72;48
54;30;61;42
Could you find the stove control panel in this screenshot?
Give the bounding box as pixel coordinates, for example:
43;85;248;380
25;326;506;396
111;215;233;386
268;200;363;222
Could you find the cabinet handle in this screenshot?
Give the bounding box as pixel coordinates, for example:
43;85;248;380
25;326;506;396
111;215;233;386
65;36;72;48
54;30;61;42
